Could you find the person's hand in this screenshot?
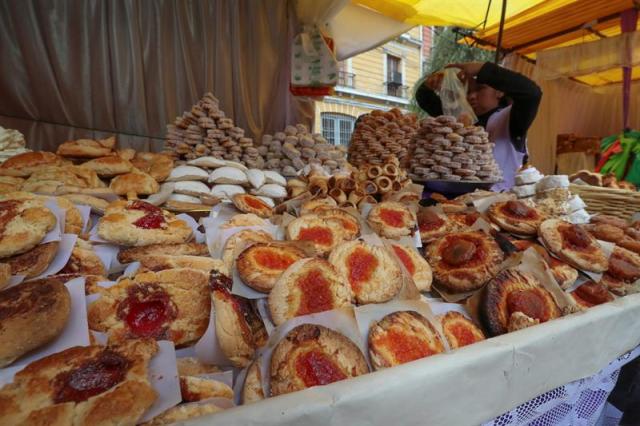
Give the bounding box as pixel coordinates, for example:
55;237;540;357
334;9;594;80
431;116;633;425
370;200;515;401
445;62;486;83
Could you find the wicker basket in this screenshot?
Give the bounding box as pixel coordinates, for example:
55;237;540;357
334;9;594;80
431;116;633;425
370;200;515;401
569;184;640;220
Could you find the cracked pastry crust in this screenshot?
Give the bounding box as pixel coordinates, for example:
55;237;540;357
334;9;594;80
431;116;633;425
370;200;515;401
0;198;56;258
286;214;347;256
316;208;361;240
481;269;561;336
5;241;59;278
367;201;416;239
270;324;367;396
487;200;546;236
0;339;158;426
117;242;209;264
109;172;160;196
539;219;608;273
389;243;433;292
236;243;306;293
88;268;210;347
426;231;504;293
56;137;115;158
1;192;84;234
268;258;352;326
511;240;578;289
131;152;174;183
60;239;106;276
222;229;273;271
438;311;485;349
80;155;134;177
232;194;273;218
98;200;192;247
368;310;444;370
417;208;452;243
328;240;402;304
0;151;65;177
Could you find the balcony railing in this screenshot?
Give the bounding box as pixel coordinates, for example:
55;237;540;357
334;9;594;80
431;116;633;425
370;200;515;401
385;81;408;98
338;71;355;88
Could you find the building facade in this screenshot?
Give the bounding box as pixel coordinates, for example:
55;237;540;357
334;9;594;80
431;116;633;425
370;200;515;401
314;27;432;146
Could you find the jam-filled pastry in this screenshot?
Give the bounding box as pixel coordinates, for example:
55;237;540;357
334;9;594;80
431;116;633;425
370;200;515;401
539;219;608;273
487;200;546;236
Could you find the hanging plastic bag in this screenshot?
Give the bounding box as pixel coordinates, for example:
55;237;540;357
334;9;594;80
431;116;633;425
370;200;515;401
290;26;337;97
438;68;477;125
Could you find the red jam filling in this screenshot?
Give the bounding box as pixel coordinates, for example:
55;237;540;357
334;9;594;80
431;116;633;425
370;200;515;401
127;200;161;214
608;255;640;281
117;285;176;339
295;351;346;387
504;200;535;219
253;248;297;270
244;196;269;210
375;328;432;364
561;225;592;250
53;350;129;403
346;247;378;292
507;289;547;321
418;210;444;232
448;323;478;347
442;239;477;266
392;245;416;275
379;208;405;228
132;213;165;229
574;281;610;305
296;269;333;316
298;226;333;246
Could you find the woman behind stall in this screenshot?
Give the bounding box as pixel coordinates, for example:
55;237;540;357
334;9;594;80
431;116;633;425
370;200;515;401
415;62;542;191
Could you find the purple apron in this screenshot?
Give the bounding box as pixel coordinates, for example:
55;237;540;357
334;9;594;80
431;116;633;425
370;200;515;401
487;106;525;192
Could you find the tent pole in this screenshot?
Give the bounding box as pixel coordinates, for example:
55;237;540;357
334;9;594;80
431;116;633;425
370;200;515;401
621;8;638;131
494;0;507;63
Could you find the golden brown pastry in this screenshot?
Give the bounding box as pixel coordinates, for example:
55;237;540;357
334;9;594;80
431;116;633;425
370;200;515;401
539;219;608;273
511;240;578;289
0;263;10;290
487;200;546;236
570;280;614;308
131;152;174;182
0;176;24;193
1;192;84;234
220;213;268;229
430;193;467;213
179;376;233;402
417;208;451;243
232;194;273;218
438;311;486;349
60;239;106;276
4;241;59;278
137;255;226;275
236;243;306;293
242;358;265;404
600;246;640;295
109;172;160;196
221;229;273;271
367;201;416;239
0;151;65;177
80;155;134;177
286;214;346;256
117;242;209;264
176;357;220;376
56;136;116;158
0;198;56;258
389;243;432;291
270;324;368;396
447;211;482;231
316;208;360;240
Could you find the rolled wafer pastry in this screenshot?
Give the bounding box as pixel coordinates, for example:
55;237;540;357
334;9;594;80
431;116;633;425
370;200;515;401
340;201;358;209
392;181;403;192
384;164;399;178
329;188;347;204
309;177;329;196
375;176;393;193
340;177;357;193
348;189;365;205
367;165;383;179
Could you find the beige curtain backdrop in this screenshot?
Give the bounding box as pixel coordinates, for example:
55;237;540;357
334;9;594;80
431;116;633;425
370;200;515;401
0;0;314;152
505;54;640;174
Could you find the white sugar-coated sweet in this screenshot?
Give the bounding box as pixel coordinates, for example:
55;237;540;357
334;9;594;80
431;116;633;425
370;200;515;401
247;169;266;189
187;156;227;169
168;193;202;204
208;166;249;185
166;165;209;182
263;170;287;187
536;175;570;192
515;168;543;185
256;195;275;207
567;195;587;213
511;183;537;198
210;184;245;199
252;183;287;199
173;180;211;196
565;208;590;224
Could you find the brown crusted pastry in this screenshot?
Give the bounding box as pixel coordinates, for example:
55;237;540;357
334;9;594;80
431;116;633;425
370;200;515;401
584;223;626;244
131;152;174;182
270;324;368;396
236;243;306;293
389;243;432;291
138;255;227;275
488;200;546;236
602;173;619;188
210;271;268;367
98;200;192;247
4;241;59;278
176;357;220;376
1;192;84;234
0;263;9;290
117;242;209;264
269;258;352;326
60;239;106;276
60;193;109;215
80;155;134;177
512;240;578;288
539;219;608;272
417;208;451;243
426;231;504;293
316;208;361;240
430;193;467;213
232;194;273;218
116;148;136;161
368;310;443;370
569;170;603;186
619;181;636;191
222;229;273;271
56;136;115;158
600;246;640;295
0;340;157;425
300;197;338;215
0;176;24;193
439;311;486;349
0;278;71;367
88;268;210;346
242;358;265;404
109;172;160;196
220;213;268;229
367;201;416;239
287;214;346;256
570;280;614;308
328;240;402;304
507;311;540;332
0;151;65;177
22;165;105;189
481;269;561;336
447;211;481;230
179;376;234;402
142;401;224;425
0;199;56;258
590;214;629;230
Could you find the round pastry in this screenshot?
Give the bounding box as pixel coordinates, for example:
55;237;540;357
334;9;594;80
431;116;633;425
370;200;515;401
583;223;625;244
316;208;360;240
0;199;56;258
481;269;561;336
328;240;402;304
368;311;444;370
600;246;640;295
389;243;432;291
417;208;451;243
222;229;273;270
286;214;346;256
270;324;368;396
4;241;59;278
117;242;209;264
511;240;578;289
0;278;71;367
88;268;210;347
109;172;160;196
220;213;267;229
269;258;352;326
438;311;486;349
2;192;84;235
487;200;546;236
210;272;268;368
570;281;614;308
447;211;481;230
539;219;608;273
367;201;416;239
242;358;265;404
426;231;504;293
0;340;157;426
236;243;306;293
98;200;193;247
232;194;273;218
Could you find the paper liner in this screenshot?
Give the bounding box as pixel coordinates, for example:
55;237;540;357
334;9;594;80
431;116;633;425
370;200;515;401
28;234;78;281
537;236;614;284
177;213;206;244
516;247;574;311
7;274;25;288
231;263;268;300
0;277;89;374
255;298;276;335
42;198;65;243
73;203;92;234
208;224;279;260
88;221;111;243
380;237;423;299
196;370;235;389
140;341;182;423
93;244;122;274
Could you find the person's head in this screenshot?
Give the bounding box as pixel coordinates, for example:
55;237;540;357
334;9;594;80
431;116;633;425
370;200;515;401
467;83;505;115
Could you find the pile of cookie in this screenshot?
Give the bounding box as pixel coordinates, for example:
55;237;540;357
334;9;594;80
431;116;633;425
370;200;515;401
348;108;418;168
0;126;29;164
408;115;502;182
259;124;348;176
165;92;265;168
